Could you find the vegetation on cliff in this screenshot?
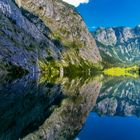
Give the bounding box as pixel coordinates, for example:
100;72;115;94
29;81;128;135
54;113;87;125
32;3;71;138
0;0;102;76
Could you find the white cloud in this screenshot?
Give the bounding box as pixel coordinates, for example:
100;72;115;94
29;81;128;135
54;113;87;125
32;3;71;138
62;0;89;7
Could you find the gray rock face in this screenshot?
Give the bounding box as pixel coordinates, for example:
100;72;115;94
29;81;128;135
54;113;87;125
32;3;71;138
0;0;61;72
94;28;117;46
92;26;140;65
18;0;101;64
0;0;101;73
0;10;38;72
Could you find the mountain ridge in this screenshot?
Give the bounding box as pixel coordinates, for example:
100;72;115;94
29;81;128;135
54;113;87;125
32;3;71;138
92;25;140;66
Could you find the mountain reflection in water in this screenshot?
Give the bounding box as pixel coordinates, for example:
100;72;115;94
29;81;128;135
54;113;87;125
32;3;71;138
77;76;140;140
1;74;140;140
0;74;102;140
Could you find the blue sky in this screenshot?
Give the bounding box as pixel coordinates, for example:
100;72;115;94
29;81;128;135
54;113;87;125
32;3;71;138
76;0;140;31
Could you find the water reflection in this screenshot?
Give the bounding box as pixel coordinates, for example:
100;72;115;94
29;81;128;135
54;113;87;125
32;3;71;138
0;74;102;140
94;76;140;117
77;113;140;140
1;73;140;140
0;74;64;140
77;76;140;140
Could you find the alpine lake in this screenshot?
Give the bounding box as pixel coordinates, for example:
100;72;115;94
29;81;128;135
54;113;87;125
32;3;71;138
1;66;140;140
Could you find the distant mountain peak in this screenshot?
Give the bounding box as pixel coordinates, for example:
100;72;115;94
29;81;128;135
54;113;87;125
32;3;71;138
92;25;140;66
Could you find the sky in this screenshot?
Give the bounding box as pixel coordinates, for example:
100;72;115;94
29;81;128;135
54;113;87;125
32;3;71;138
63;0;140;31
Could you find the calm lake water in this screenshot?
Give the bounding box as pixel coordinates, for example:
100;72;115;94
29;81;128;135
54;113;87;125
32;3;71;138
0;74;140;140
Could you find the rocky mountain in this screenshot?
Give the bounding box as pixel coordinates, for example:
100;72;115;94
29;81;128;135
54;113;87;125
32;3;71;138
92;26;140;66
0;0;101;74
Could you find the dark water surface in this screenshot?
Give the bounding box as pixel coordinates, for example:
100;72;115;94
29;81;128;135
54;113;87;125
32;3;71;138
0;74;140;140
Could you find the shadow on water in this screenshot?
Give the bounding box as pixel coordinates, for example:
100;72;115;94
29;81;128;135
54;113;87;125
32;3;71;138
0;72;102;140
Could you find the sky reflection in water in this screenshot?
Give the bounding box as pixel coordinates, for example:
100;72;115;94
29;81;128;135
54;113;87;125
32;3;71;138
1;74;140;140
77;76;140;140
77;113;140;140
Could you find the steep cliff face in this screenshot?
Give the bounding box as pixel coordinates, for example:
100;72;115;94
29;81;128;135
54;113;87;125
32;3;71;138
18;0;101;63
0;0;60;73
0;0;101;73
92;26;140;66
